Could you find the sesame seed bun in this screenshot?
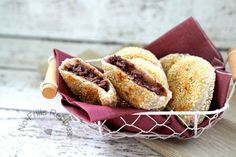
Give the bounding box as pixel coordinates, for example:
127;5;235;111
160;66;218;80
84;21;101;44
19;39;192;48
166;56;216;126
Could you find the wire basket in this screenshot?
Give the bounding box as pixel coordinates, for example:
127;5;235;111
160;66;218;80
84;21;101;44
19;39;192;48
73;89;234;140
68;59;235;140
41;54;235;140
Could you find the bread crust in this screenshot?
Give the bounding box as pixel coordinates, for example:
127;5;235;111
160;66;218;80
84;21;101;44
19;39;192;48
160;53;189;74
166;56;216;126
59;58;117;107
115;47;162;68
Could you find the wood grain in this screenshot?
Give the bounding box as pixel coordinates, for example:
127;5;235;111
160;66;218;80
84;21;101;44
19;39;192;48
0;0;235;48
0;68;66;111
0;37;229;70
0;37;122;69
0;109;161;157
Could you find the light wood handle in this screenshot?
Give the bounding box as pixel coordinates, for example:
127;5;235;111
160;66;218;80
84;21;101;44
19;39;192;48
41;56;58;99
228;48;236;82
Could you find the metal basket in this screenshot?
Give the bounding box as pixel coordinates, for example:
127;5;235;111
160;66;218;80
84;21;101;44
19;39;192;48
70;59;235;140
41;56;235;140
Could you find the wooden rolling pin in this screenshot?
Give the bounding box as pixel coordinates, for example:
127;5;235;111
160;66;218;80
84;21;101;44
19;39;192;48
228;48;236;82
41;56;58;99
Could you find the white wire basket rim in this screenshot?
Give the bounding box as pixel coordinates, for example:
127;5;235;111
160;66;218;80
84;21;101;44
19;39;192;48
131;102;229;116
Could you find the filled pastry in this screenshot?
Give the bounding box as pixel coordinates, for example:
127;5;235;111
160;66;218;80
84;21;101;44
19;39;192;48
101;55;172;110
59;58;117;107
115;47;162;68
166;55;216;126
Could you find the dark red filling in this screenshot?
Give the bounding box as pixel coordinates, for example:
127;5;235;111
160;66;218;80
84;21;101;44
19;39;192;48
65;63;109;91
107;55;167;96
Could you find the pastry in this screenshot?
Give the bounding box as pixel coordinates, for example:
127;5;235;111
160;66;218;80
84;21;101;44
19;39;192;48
59;58;117;106
160;53;189;74
115;47;162;68
166;56;216;126
101;55;172;110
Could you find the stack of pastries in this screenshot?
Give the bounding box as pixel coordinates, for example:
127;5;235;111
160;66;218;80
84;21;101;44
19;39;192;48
59;47;216;126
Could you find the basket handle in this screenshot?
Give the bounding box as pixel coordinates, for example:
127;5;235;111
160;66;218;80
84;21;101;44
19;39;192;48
228;48;236;82
226;48;236;103
40;56;58;99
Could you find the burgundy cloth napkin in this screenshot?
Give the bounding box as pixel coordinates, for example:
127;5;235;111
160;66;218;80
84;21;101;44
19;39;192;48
54;17;232;138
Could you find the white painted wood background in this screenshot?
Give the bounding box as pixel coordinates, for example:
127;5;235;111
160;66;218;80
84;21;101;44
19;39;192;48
0;0;235;48
0;0;236;156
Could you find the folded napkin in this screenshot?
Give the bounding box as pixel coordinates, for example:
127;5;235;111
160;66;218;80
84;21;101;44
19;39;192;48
54;17;232;138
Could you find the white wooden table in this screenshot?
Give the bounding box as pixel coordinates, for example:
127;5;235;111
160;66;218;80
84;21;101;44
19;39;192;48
0;1;236;157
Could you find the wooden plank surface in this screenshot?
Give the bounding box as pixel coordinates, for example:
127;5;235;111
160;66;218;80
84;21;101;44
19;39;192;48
0;37;229;69
0;68;65;112
137;90;236;157
0;0;236;48
0;37;122;69
0;109;161;157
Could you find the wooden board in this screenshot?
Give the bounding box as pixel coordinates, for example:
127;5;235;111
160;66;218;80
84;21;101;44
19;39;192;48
0;37;229;70
137;91;236;157
0;68;66;111
0;0;236;48
0;37;122;69
0;109;161;157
